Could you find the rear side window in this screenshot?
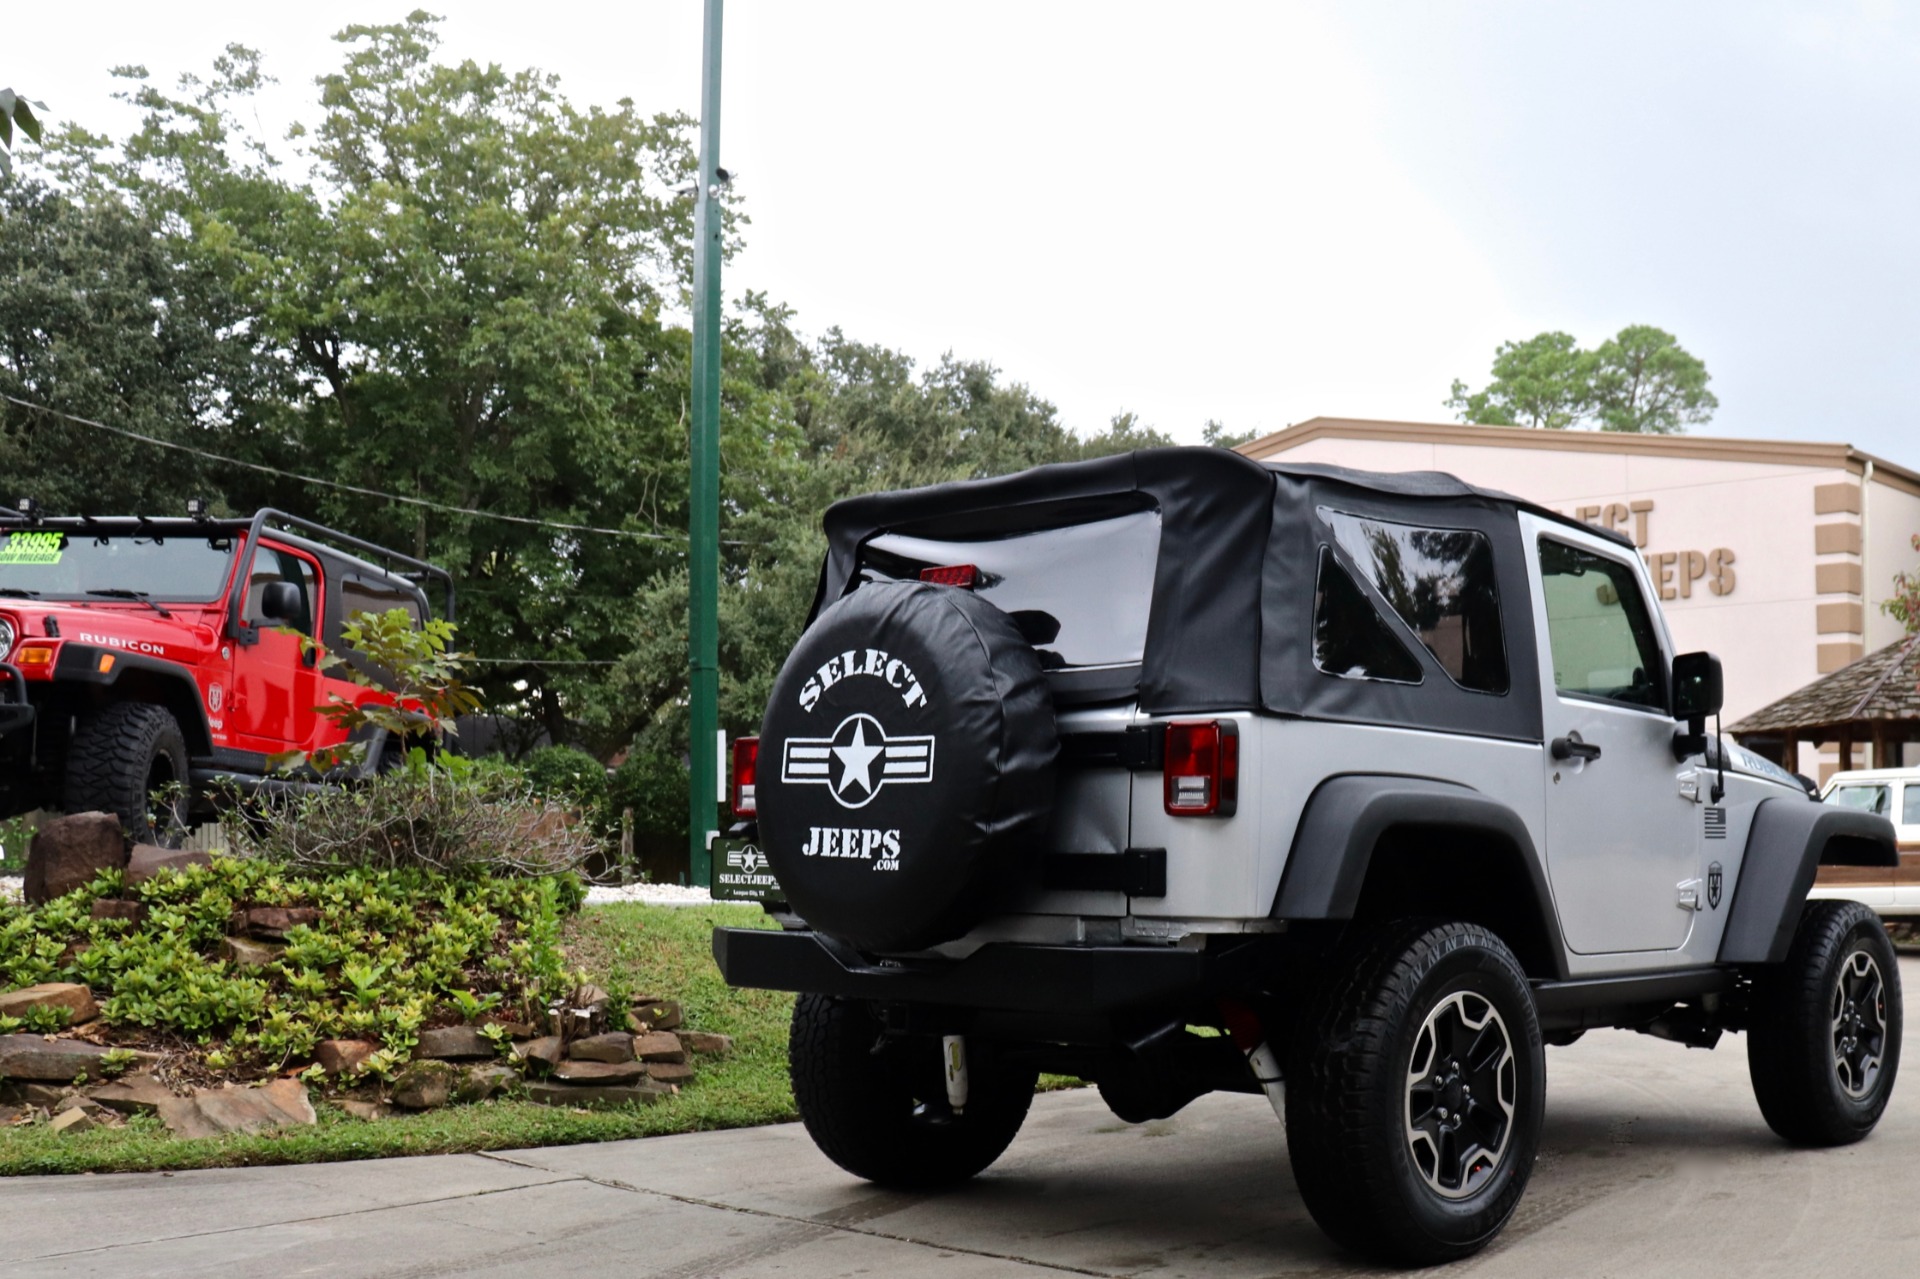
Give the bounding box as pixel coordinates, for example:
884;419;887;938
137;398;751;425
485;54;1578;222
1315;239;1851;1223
1312;548;1422;684
341;574;425;628
1830;784;1891;817
1320;509;1508;694
858;508;1161;671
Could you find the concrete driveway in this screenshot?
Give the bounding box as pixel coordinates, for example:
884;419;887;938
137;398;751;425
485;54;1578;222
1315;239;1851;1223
6;964;1920;1277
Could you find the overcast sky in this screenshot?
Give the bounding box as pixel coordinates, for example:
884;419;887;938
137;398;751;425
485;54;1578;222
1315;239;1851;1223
11;2;1920;462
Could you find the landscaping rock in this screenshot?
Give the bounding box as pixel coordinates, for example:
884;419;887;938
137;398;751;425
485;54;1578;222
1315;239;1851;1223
220;936;282;967
0;982;99;1026
0;1104;25;1126
156;1080;316;1139
89;898;144;923
455;1064;518;1103
495;1021;536;1038
0;1034;120;1082
551;1059;647;1085
230;906;320;939
47;1106;95;1135
632;1031;688;1064
333;1099;392;1122
23;812;127;905
567;1032;635;1064
316;1039;378;1075
415;1026;494;1061
124;845;212;889
632;999;683;1031
644;1061;695;1084
523;1080;669;1109
55;1094;123;1127
511;1036;564;1069
680;1031;733;1055
391;1059;461;1110
9;1082;74;1107
88;1073;177;1116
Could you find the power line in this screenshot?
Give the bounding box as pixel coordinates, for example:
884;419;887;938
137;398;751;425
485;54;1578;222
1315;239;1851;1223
0;393;707;544
468;656;621;667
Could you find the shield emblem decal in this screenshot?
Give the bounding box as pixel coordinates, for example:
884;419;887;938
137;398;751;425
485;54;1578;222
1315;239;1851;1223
1707;861;1723;910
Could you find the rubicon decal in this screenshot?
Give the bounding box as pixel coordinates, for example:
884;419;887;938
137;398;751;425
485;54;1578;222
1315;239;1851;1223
781;712;935;809
797;648;927;712
76;632;166;657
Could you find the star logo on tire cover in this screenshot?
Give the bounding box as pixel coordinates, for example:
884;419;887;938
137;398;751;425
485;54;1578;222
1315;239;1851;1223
781;713;936;809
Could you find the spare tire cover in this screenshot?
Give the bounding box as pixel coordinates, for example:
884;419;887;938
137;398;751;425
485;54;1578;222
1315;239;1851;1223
758;580;1056;952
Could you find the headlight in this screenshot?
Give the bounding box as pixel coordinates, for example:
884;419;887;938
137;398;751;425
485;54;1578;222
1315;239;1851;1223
0;618;15;658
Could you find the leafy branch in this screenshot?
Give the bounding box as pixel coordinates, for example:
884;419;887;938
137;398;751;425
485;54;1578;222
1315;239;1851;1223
0;88;45;178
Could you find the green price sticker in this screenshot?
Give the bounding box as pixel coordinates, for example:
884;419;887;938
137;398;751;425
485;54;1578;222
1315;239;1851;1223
0;532;64;565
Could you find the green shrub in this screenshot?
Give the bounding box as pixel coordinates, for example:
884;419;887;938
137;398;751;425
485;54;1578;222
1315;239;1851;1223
523;746;610;817
603;749;690;844
0;858;586;1075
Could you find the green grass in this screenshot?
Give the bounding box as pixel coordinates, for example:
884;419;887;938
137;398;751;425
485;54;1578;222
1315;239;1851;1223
0;903;798;1176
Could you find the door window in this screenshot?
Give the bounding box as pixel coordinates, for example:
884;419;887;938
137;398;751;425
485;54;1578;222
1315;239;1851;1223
1537;539;1665;710
1902;785;1920;826
244;547;317;636
1319;510;1507;693
1830;784;1892;817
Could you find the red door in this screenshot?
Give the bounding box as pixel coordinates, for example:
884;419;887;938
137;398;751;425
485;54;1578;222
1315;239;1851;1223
228;543;324;758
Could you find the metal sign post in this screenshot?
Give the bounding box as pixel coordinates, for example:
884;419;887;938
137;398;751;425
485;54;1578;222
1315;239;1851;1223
687;0;724;888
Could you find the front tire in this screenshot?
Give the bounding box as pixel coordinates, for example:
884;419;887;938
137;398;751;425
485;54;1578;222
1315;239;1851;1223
1747;899;1901;1146
789;994;1037;1189
1285;920;1545;1266
64;702;191;847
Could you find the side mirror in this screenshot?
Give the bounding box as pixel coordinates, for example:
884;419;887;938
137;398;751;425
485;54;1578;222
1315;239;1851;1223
259;580;303;624
1671;651;1724;731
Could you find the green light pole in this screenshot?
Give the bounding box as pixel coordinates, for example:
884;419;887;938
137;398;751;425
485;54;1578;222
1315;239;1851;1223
687;0;724;887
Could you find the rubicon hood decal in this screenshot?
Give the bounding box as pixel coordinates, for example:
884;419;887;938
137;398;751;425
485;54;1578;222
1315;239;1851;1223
780;712;935;809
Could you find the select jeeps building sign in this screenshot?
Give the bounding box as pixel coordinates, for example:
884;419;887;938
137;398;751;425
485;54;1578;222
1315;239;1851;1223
1563;498;1736;600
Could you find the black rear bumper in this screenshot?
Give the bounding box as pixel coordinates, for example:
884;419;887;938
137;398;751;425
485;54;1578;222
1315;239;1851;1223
712;926;1255;1014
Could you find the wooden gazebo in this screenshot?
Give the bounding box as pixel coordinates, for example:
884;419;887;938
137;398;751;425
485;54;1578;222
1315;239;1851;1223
1731;635;1920;773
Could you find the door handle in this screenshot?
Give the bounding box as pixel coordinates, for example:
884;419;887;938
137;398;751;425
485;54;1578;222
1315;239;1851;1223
1551;731;1602;762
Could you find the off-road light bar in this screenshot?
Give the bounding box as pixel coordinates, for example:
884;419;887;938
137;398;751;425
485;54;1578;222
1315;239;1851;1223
186;497;209;518
13;498;36;518
731;736;759;818
1163;720;1239;817
919;563;980;589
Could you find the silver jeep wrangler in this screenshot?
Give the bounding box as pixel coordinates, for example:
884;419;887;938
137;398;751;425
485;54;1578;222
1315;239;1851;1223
712;447;1901;1265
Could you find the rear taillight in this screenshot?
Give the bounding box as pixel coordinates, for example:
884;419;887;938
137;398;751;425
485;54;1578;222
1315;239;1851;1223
919;563;980;589
731;737;759;818
1163;720;1238;816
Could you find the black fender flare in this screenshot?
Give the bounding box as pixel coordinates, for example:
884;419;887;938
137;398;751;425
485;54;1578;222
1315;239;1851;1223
1271;773;1569;979
1718;797;1897;965
52;644;214;757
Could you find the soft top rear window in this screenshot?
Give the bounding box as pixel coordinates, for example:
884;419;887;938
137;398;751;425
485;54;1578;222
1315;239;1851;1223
856;505;1163;673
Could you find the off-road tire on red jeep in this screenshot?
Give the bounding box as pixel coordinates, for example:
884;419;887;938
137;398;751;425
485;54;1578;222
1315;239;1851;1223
64;702;191;848
1285;920;1545;1267
789;993;1037;1189
1747;899;1901;1147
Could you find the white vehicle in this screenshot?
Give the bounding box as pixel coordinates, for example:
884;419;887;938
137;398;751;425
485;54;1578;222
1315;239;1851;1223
1811;767;1920;915
712;448;1902;1266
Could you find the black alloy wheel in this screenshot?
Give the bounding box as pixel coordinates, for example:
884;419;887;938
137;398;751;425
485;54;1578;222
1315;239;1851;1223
1404;989;1519;1199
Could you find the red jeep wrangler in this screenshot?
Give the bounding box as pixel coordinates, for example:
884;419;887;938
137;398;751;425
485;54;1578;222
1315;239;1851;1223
0;504;453;843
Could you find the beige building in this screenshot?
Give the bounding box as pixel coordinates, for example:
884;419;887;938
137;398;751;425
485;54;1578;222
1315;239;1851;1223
1241;418;1920;771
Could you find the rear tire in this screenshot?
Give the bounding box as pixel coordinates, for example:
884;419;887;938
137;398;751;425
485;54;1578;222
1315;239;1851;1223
64;702;191;848
1747;899;1901;1146
1285;920;1545;1266
789;994;1037;1189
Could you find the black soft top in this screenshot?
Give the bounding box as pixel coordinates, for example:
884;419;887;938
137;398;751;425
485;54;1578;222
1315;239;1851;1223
815;448;1635;743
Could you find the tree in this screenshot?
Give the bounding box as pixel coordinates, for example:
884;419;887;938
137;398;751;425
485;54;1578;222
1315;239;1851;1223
1885;534;1920;635
1587;325;1717;434
1203;419;1259;450
1446;331;1588;430
0;88;43;178
1447;326;1716;434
